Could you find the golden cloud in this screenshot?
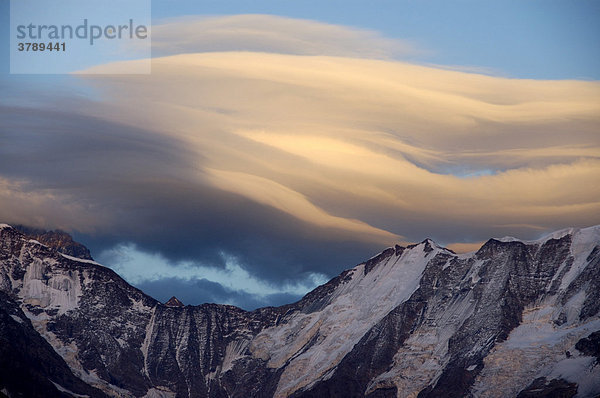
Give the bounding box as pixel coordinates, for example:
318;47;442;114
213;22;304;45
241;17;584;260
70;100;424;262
0;177;105;232
74;43;600;245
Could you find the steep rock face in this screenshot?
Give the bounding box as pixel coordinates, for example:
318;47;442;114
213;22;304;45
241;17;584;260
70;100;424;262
0;224;157;396
142;303;285;397
0;224;287;397
14;225;93;260
0;223;599;398
0;290;108;398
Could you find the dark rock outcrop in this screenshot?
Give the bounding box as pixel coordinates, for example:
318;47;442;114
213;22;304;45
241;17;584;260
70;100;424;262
517;377;578;398
165;296;185;307
15;225;93;260
0;291;108;398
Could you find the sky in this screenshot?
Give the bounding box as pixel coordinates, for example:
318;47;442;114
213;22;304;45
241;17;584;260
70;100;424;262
0;0;599;309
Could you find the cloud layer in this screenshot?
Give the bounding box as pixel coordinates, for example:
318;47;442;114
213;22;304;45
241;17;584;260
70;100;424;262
150;14;423;59
80;51;600;237
1;15;599;308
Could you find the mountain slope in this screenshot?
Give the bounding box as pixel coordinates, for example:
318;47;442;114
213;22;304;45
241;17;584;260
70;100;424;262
0;223;599;397
0;290;108;398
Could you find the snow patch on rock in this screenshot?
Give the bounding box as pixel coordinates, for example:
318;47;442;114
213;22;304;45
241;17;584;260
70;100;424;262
50;381;90;398
9;314;24;324
472;299;600;397
20;257;82;314
253;241;438;397
142;387;176;398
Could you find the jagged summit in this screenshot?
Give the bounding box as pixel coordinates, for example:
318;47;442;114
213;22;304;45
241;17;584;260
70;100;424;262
495;225;599;245
0;222;599;397
14;224;94;260
165;296;184;307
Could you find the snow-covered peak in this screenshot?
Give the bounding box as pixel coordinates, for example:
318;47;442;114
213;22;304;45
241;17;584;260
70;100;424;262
494;226;599;247
423;238;451;252
571;225;600;250
543;227;578;241
251;239;441;397
495;236;521;243
558;225;600;292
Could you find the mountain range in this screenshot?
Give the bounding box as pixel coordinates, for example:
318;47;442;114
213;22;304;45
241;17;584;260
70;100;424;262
0;223;599;397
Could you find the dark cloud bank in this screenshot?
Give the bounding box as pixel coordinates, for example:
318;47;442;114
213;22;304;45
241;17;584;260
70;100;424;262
0;97;384;309
137;278;301;310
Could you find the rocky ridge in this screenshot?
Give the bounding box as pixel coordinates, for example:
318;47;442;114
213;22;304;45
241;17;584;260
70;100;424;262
14;225;94;260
